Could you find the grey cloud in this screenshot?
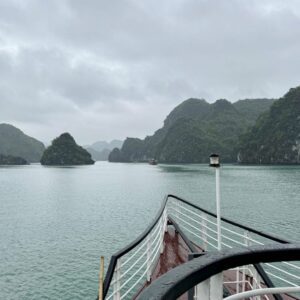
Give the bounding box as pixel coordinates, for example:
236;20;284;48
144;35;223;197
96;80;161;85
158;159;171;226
0;0;300;144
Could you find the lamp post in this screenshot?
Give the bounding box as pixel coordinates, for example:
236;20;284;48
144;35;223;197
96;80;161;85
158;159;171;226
210;154;221;251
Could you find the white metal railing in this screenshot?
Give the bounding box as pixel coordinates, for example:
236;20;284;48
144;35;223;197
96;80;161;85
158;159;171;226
224;287;300;300
103;195;299;299
166;197;300;299
105;208;167;300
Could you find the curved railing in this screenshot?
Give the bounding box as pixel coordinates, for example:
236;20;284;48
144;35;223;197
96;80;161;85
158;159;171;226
102;196;169;299
136;244;300;300
101;194;298;300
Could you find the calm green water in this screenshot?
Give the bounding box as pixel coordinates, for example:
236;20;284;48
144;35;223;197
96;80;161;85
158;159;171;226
0;162;299;299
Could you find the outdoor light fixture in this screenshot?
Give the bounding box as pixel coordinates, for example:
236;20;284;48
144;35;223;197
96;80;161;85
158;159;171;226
209;153;223;299
209;153;220;167
209;153;221;250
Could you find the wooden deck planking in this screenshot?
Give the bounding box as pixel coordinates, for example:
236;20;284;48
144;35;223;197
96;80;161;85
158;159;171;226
134;224;299;300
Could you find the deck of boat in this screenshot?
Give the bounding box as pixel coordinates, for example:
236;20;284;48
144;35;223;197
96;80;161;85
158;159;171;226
135;225;298;300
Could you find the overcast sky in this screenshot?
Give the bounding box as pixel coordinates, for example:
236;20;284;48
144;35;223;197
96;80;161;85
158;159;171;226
1;0;300;145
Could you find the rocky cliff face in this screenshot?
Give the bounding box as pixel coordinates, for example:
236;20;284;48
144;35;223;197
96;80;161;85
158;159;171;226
41;133;94;166
109;97;274;163
0;124;45;162
238;87;300;164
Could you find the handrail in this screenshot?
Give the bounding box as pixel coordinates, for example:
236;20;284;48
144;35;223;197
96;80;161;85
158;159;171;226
137;244;300;300
102;194;292;298
168;194;290;244
102;195;168;298
224;287;300;300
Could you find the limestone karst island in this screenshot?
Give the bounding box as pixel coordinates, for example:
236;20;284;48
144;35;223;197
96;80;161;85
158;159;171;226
40;133;95;166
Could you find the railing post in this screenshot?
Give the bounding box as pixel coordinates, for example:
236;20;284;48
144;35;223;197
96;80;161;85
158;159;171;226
243;230;250;291
164;208;168;233
253;267;261;300
195;273;223;300
113;259;121;300
210;273;223;300
195;279;210;300
146;235;151;282
201;212;207;251
236;266;240;294
242;265;246;293
175;200;179;220
160;216;164;254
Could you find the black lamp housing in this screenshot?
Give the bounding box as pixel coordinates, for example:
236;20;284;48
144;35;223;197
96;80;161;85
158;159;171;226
209;153;220;167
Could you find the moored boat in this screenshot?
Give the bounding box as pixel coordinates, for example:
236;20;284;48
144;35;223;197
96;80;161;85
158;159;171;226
149;159;158;165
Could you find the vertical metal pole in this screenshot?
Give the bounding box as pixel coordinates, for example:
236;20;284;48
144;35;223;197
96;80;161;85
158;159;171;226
201;212;207;251
164;208;168;233
243;230;250;292
160;216;164;254
188;254;196;300
113;268;117;300
196;279;210;300
211;166;223;300
253;268;261;300
210;273;223;300
146;235;151;282
236;267;240;294
114;259;121;300
215;167;221;251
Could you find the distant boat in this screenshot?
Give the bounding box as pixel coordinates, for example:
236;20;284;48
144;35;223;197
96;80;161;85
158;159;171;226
148;159;158;165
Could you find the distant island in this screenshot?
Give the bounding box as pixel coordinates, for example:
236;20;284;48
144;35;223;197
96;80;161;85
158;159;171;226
109;85;300;165
0;123;45;162
109;97;275;163
1;85;299;166
84;140;123;161
41;133;95;166
0;154;28;165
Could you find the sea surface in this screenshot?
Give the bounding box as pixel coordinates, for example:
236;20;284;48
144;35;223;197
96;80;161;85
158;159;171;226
0;162;299;299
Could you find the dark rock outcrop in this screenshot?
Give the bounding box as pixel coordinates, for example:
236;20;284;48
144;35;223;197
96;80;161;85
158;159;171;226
0;154;28;165
41;133;94;166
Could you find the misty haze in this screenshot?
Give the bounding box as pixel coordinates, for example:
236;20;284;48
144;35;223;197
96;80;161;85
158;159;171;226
0;1;299;300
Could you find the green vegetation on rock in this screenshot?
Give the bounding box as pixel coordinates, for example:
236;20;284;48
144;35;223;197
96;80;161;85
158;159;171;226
0;124;45;162
238;87;300;164
233;99;275;125
109;97;274;163
41;133;94;165
0;154;28;165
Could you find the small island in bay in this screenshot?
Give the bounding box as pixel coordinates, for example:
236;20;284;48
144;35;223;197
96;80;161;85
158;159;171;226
0;154;28;165
40;133;95;166
0;123;45;163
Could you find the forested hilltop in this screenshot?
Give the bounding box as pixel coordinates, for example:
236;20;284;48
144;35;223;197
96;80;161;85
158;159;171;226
41;133;94;166
0;124;45;162
109;98;275;163
238;87;300;164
